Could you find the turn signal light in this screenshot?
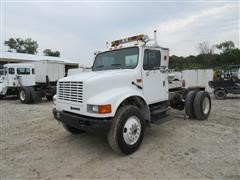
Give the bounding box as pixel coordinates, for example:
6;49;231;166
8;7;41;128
98;104;112;114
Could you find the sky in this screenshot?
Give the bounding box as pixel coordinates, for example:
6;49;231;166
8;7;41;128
1;0;239;66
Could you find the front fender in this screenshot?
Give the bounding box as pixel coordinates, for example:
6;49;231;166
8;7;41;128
87;87;146;116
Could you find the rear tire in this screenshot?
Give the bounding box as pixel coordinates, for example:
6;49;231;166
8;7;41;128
62;123;85;134
185;90;198;118
19;87;32;104
46;95;53;101
214;89;226;100
108;105;145;155
193;91;211;120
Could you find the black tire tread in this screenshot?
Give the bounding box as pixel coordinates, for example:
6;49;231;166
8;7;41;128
19;87;32;104
185;90;197;118
193;91;211;120
107;105;145;155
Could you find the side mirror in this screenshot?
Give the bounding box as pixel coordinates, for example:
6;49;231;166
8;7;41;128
153;66;160;70
159;66;168;73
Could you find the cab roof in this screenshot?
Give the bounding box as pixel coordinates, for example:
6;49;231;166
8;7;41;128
4;63;34;68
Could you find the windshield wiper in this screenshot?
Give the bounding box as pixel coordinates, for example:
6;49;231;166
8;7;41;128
95;65;105;69
111;64;122;69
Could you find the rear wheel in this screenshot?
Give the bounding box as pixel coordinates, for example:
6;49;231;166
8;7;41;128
108;105;145;155
193;91;211;120
62;123;85;134
46;87;56;101
185;90;198;118
214;89;226;100
19;87;32;104
46;95;53;101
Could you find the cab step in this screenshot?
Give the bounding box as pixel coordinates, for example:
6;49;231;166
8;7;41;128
150;107;171;116
151;113;174;125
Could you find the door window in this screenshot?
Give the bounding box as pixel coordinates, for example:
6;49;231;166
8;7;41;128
9;68;15;74
143;49;161;70
17;68;30;75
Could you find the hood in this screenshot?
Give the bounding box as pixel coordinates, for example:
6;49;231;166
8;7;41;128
59;69;136;83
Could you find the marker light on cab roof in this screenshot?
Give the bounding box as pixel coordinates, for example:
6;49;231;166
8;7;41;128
111;34;146;47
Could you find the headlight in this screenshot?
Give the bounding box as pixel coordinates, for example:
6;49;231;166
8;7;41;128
53;95;57;105
87;104;112;114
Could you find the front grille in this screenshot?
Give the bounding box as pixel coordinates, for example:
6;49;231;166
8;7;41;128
58;81;83;103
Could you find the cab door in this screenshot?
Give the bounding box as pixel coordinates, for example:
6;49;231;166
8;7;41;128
142;48;168;104
6;67;16;86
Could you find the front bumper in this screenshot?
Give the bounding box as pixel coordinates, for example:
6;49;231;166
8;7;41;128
53;108;112;131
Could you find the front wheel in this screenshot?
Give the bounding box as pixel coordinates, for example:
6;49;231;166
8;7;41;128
19;87;32;104
108;105;145;155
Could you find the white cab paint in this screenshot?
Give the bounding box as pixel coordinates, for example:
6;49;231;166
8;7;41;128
56;42;170;118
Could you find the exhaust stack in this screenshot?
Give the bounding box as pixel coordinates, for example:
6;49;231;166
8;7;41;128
153;30;159;47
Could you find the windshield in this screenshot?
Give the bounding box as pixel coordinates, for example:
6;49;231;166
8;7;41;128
92;47;139;71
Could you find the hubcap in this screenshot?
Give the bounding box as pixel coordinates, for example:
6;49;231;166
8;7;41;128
123;116;141;145
218;92;224;97
202;97;210;114
20;90;25;101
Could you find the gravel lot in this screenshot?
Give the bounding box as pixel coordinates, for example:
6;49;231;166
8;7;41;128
1;95;239;179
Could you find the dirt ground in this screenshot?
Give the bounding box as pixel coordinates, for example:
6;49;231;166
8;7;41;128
1;95;239;179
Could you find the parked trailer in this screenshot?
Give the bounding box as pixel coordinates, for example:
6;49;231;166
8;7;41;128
0;60;65;103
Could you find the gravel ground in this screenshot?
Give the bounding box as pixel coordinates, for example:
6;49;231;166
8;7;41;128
1;95;240;179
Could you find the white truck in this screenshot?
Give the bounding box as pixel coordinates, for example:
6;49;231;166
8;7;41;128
0;60;65;103
53;32;212;155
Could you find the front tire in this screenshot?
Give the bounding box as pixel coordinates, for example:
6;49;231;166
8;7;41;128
108;105;145;155
19;87;32;104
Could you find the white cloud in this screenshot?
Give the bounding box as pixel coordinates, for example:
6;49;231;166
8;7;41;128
2;2;239;65
141;4;238;56
157;4;234;33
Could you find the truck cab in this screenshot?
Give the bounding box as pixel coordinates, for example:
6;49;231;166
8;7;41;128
0;64;35;99
53;32;211;154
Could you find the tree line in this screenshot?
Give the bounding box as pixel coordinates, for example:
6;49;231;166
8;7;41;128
4;38;240;70
4;38;61;57
169;41;240;71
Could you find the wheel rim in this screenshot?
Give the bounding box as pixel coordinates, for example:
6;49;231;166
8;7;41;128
123;116;141;145
202;97;210;114
20;90;25;101
217;91;224;97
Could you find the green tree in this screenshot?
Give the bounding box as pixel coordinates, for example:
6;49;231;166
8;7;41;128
4;38;38;54
169;40;240;71
216;41;235;53
43;49;60;57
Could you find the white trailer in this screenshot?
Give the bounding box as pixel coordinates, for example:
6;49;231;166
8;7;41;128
0;60;65;103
